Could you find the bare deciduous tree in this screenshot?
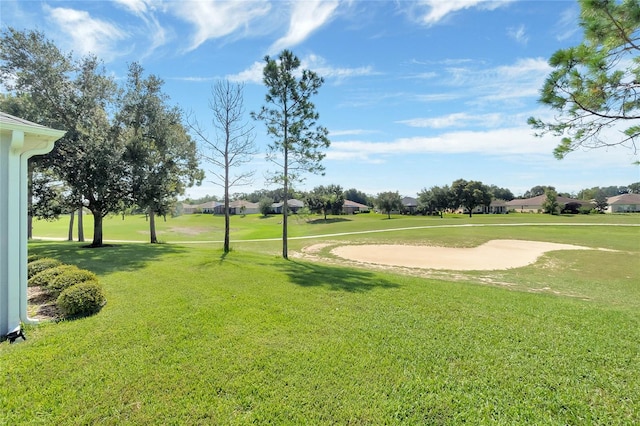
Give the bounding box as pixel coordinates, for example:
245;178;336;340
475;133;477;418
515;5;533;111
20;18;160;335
188;80;256;253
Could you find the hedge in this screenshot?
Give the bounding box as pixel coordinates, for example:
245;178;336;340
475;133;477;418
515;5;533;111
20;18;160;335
48;268;98;297
27;258;62;279
28;264;79;288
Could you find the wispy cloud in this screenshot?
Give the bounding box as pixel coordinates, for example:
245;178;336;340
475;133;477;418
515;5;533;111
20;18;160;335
326;126;557;161
112;0;168;57
330;129;381;137
112;0;149;15
227;61;266;84
45;5;128;61
302;54;377;82
228;54;376;85
555;5;580;41
170;0;271;51
408;0;514;26
443;57;551;104
170;76;219;82
269;0;340;53
397;112;505;129
507;24;528;45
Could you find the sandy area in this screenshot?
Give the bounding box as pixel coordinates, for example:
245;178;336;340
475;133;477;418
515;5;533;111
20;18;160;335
330;239;593;271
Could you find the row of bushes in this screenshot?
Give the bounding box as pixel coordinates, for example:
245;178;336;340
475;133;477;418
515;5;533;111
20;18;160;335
27;255;106;318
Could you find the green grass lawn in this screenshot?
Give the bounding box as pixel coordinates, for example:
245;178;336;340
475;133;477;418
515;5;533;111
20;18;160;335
3;213;639;424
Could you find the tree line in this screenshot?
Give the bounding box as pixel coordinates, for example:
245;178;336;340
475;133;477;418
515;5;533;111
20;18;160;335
186;179;639;218
1;29;204;246
1;31;330;258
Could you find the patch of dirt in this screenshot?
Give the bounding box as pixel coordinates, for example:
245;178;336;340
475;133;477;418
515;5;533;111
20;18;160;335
27;286;60;321
168;226;213;236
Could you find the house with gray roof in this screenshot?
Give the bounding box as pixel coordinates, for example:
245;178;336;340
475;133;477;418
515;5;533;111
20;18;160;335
605;193;640;213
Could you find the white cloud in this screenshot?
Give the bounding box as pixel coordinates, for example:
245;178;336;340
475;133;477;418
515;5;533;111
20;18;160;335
330;129;381;137
555;6;580;41
507;24;528;45
269;0;340;53
302;54;376;82
228;54;376;85
442;57;551;105
227;61;266;84
411;0;514;26
171;0;271;51
112;0;150;15
326;126;557;161
45;6;128;61
113;0;168;57
413;93;463;103
398;112;505;129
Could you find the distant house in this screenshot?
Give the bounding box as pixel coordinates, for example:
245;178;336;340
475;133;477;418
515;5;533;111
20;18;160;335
342;199;370;214
402;197;418;214
272;199;305;214
181;201;220;214
213;199;259;215
505;195;590;213
456;199;508;215
182;203;197;214
198;201;219;214
606;193;640;213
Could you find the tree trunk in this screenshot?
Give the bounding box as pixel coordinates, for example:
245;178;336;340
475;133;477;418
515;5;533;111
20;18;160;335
224;198;230;254
67;210;75;241
282;194;288;259
77;207;84;242
91;211;103;247
149;206;157;244
282;147;289;260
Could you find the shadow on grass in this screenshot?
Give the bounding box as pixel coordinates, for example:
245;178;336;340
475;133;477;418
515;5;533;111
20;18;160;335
306;217;352;225
28;241;187;275
276;260;400;292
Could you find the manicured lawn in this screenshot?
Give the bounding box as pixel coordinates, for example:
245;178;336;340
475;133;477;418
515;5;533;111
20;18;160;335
3;214;639;423
32;210;640;243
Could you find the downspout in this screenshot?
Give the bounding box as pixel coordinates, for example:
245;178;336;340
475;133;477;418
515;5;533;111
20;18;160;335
19;138;57;325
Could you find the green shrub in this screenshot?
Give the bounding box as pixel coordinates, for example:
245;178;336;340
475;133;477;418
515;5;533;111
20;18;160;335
578;206;592;215
27;258;62;279
28;264;79;287
27;254;43;263
56;281;106;318
48;268;98;297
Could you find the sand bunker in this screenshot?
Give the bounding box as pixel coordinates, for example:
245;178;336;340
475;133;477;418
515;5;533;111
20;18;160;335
331;239;593;271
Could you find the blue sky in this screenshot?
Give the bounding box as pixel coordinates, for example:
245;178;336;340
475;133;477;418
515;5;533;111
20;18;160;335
2;0;639;199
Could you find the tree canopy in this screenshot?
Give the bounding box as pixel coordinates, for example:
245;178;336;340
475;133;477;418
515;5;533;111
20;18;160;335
305;184;344;220
450;179;492;217
1;28;201;246
376;191;404;219
528;0;640;160
119;62;203;244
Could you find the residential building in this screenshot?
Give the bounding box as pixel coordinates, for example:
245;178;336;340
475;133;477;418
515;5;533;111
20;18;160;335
505;195;590;213
605;193;640;213
342;199;370;214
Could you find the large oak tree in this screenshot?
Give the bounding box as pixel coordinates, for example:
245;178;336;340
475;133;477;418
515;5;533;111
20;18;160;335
119;63;203;244
1;28;130;246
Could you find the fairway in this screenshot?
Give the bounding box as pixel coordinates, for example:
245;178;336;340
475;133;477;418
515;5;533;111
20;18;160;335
3;213;639;424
